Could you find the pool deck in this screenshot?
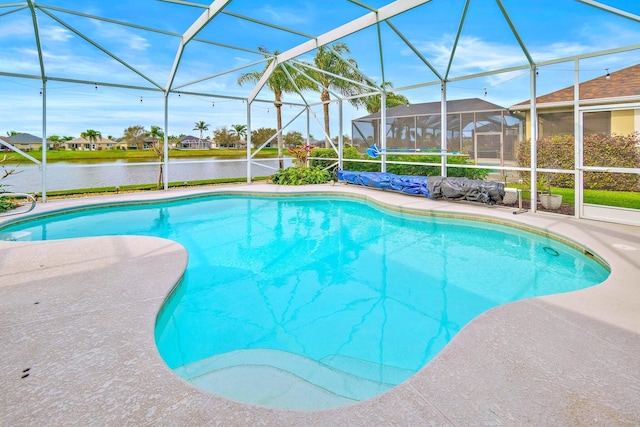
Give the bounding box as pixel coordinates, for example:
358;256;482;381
1;183;639;426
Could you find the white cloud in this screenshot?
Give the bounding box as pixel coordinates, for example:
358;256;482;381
89;20;151;52
415;35;529;75
257;5;308;26
0;17;34;39
40;26;73;43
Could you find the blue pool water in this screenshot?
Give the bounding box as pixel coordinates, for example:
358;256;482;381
0;195;609;409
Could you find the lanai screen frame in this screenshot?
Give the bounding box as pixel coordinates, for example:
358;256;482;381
0;0;639;219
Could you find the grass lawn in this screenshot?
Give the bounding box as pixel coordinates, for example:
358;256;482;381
509;184;640;209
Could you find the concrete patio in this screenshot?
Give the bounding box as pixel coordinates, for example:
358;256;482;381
1;184;639;426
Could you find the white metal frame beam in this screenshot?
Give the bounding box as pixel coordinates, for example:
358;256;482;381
165;0;232;91
577;0;640;23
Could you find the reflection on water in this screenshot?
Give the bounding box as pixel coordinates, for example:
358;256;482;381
2;157;291;192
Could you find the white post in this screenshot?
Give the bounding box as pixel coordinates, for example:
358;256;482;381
163;92;169;191
530;66;538;213
380;91;387;173
41;79;47;202
338;99;343;170
440;81;447;176
573;59;582;219
246;100;252;183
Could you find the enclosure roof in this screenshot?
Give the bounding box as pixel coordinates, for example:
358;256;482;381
2;1;640;96
511;64;640;109
0;1;639;137
355;98;508;121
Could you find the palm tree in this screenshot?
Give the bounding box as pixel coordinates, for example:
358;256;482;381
80;129;102;145
229;124;247;142
360;82;409;114
238;47;315;168
147;125;166;189
193;121;210;149
310;43;369;142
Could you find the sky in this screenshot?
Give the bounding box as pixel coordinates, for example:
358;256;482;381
0;0;638;141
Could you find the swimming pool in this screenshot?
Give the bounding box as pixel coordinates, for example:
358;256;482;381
0;194;610;410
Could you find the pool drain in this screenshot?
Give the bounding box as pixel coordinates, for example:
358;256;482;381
543;246;559;256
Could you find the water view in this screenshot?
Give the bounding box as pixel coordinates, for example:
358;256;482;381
2;157;292;193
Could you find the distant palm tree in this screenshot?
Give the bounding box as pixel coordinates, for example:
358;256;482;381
193;121;210;149
229;124;247;141
310;43;369;141
80;129;102;144
238;47;315;168
147;125;166;189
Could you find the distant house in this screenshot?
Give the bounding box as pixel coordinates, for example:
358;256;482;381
0;136;10;151
307;139;329;149
216;140;247;149
180;135;213;149
63;136;117;151
510;64;640;138
3;133;50;151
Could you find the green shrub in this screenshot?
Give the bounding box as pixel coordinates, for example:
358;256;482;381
310;146;378;173
310;146;488;178
517;133;640;191
271;166;331;185
386;154;490;180
0;195;17;213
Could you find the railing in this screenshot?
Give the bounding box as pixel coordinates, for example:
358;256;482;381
0;193;37;217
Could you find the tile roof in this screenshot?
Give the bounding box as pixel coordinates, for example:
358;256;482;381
512;64;640;108
7;133;43;143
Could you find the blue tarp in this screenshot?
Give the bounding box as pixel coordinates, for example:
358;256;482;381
338;170;432;198
337;170;505;205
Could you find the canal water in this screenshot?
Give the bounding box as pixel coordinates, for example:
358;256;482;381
1;157;292;193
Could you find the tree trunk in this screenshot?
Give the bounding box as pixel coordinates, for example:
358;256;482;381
157;163;163;190
322;89;330;147
276;97;284;169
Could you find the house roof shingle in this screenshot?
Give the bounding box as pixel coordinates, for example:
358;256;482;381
7;133;43;144
511;64;640;108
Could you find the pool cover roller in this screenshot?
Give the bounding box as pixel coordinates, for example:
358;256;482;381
337;170;505;205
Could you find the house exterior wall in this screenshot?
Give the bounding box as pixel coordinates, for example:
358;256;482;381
13;143;41;151
611;109;635;135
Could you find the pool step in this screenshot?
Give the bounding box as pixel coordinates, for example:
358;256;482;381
0;231;32;241
174;349;396;410
319;354;415;385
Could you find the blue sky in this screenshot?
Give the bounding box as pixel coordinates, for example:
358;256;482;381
0;0;638;140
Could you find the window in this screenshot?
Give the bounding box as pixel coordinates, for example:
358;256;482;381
538;111;611;137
